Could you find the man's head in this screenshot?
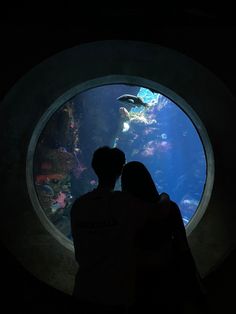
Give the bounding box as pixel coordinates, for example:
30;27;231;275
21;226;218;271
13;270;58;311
92;146;126;184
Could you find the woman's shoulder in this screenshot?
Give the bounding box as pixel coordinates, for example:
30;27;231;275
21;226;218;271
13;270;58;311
153;195;181;222
169;200;182;215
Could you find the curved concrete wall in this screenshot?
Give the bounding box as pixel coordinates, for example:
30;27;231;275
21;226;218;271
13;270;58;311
0;40;235;294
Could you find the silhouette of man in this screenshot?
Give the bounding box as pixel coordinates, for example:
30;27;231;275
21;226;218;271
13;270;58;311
70;146;152;313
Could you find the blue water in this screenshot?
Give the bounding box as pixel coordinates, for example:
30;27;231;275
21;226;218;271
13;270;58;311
114;87;206;224
34;84;206;238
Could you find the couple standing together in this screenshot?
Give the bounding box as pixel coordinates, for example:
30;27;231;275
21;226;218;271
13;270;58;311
70;146;205;314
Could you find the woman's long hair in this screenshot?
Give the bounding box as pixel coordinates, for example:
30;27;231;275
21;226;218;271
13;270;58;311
121;161;160;202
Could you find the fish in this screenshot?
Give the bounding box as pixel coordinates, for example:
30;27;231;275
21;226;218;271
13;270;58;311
116;94;149;108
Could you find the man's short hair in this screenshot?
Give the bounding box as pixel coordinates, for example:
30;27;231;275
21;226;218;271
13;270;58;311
92;146;126;180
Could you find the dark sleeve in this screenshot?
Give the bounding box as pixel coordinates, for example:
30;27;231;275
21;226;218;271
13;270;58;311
171;201;198;277
171;201;190;252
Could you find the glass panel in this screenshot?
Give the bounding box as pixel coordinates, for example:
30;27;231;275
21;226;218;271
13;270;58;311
33;84;206;239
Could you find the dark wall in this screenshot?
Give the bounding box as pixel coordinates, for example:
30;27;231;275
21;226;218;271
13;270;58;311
0;9;236;313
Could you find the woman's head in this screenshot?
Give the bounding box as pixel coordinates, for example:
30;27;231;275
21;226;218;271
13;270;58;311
121;161;160;202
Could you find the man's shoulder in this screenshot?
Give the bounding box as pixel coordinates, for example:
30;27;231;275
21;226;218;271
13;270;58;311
111;190;131;199
71;190;147;213
111;191;145;205
71;190;124;210
74;189;101;201
70;191;95;212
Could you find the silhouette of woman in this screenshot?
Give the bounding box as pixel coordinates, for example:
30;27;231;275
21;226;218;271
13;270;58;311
121;161;206;314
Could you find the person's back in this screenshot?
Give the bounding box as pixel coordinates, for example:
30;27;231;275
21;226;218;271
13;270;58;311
134;200;189;313
70;147;153;313
121;161;206;314
71;189;148;308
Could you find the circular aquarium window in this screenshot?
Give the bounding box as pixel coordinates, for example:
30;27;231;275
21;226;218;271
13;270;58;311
27;76;214;249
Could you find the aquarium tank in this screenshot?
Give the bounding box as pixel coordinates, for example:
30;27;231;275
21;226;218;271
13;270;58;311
32;84;207;240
